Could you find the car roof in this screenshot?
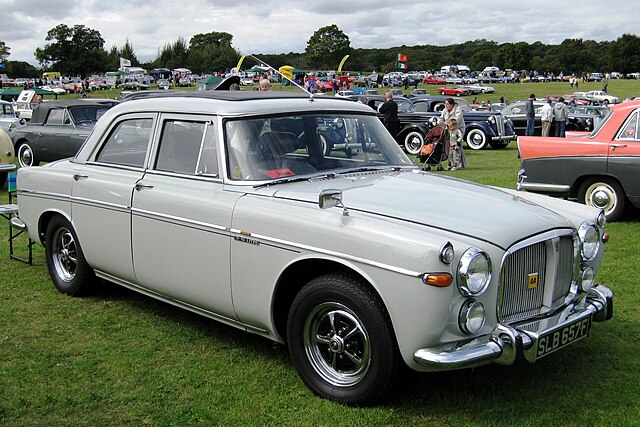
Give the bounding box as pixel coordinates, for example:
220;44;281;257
30;99;119;124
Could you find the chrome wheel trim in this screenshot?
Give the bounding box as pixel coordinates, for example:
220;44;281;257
404;131;424;155
466;129;486;150
303;302;371;387
585;182;616;215
18;144;34;167
51;227;78;283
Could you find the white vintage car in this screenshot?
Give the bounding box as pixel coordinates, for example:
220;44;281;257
15;90;614;405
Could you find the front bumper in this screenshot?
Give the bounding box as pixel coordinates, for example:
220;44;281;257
491;134;516;141
413;284;613;370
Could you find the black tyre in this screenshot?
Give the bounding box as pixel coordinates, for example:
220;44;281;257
404;131;425;155
465;128;488;150
578;177;626;221
0;172;6;188
45;216;95;296
287;273;399;405
17;142;39;167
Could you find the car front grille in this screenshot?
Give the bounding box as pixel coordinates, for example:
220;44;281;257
499;233;577;323
494;115;506;136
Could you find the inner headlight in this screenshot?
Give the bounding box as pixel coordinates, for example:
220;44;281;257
488;116;495;124
459;300;486;335
457;248;492;296
579;222;600;260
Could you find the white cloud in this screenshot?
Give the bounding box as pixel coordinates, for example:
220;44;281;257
0;0;637;67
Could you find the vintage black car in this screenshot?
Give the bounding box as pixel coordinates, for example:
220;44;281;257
8;99;117;167
356;95;515;153
501;100;605;136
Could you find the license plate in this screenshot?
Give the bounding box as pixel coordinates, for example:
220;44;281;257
535;316;591;359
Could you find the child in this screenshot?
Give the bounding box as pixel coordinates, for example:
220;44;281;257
447;118;463;170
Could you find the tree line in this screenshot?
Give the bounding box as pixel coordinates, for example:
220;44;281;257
0;24;638;78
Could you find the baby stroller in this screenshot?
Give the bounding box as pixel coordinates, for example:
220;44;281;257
418;125;449;171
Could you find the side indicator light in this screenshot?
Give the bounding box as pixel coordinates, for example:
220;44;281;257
422;273;453;287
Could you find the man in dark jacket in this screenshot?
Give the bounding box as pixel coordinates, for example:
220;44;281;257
379;91;399;138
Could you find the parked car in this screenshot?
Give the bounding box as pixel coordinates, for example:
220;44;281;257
360;95;515;152
423;75;446;85
464;83;495;94
410;88;429;97
517;99;640;221
0;128;16;187
437;86;470;97
7;100;115;167
574;90;620;105
0;100;23;130
156;79;171;90
14;90;614;404
501;100;598;136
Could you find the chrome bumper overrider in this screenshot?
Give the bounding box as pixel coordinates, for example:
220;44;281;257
413;284;613;370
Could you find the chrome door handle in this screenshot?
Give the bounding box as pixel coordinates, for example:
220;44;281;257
611;144;627;150
73;174;88;181
134;184;154;191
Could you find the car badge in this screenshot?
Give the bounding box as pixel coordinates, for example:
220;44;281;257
527;273;539;289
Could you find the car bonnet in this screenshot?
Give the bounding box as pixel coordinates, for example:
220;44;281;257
268;170;574;250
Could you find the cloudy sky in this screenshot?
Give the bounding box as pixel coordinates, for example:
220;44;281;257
1;0;637;66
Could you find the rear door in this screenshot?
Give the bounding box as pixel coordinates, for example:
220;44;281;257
608;109;640;205
130;114;240;319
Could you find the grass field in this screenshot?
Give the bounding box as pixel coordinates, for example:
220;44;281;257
1;81;640;426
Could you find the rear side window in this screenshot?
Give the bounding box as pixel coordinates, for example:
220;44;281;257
95;118;153;167
616;111;639;141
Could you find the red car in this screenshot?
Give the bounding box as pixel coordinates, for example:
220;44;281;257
517;100;640;221
437;86;470;97
423;76;446;85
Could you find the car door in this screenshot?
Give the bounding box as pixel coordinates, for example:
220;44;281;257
130;114;239;319
35;108;82;162
71;113;155;283
608;109;640;204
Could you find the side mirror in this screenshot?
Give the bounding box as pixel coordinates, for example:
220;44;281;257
319;189;349;216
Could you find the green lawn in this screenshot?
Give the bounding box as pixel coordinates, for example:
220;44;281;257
1;82;640;426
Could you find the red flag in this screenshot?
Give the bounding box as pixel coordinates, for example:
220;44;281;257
397;53;408;63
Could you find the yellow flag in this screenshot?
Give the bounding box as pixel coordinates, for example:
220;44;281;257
236;55;246;71
337;55;350;73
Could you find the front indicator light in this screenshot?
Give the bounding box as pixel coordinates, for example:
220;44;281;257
422;273;453;287
459;300;486;335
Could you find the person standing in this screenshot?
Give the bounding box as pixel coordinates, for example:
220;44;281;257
540;98;554;137
553;97;569;137
438;98;466;135
525;93;536;136
379;91;400;139
446;118;463;170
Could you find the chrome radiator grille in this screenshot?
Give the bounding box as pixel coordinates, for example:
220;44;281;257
495;115;506;136
499;235;576;323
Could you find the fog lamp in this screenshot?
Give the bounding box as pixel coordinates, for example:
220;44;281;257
580;266;595;292
459;300;486;335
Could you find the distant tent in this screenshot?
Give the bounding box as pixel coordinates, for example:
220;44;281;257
196;75;224;91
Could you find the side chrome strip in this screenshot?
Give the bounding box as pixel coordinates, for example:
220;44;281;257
132;207;228;234
228;227;423;278
518;182;571;193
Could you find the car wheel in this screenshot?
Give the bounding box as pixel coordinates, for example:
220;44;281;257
603;99;609;105
456;92;462;97
287;273;399;405
318;134;332;156
466;129;488;150
578;178;626;221
45;216;95;296
404;131;425;155
17;142;39;167
440;90;445;95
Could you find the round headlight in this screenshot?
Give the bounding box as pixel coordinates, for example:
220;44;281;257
458;248;492;296
580;266;595;292
459;300;486;335
579;222;600;260
488;116;495;124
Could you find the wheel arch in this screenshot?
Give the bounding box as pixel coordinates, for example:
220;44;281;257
37;209;73;246
271;257;392;345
